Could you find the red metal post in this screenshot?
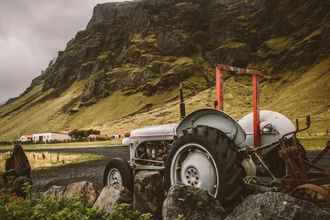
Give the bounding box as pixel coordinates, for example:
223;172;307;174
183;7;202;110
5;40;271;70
252;74;261;147
216;66;224;111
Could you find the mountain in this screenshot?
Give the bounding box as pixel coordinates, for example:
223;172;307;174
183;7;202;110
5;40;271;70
0;0;329;140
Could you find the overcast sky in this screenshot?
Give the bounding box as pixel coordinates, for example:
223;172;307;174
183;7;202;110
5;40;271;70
0;0;129;104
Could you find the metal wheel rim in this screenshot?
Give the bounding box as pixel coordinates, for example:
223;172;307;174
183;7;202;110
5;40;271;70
170;143;219;197
107;168;123;189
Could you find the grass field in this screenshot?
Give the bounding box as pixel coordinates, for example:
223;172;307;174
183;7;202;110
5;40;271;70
0;152;104;171
299;136;330;150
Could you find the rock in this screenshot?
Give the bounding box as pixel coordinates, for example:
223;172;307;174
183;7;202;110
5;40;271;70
134;171;164;219
78;61;95;80
156;31;194;56
63;181;98;205
225;192;330;220
44;181;98;206
93;186;132;214
211;41;251;67
162;185;225;220
43;185;66;198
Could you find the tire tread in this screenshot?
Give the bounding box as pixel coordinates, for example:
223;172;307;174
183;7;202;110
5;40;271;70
164;126;246;212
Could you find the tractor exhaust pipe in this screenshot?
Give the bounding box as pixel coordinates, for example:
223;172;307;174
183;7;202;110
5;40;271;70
179;83;186;120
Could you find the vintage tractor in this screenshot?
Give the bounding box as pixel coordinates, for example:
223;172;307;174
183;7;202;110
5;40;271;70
103;65;330;210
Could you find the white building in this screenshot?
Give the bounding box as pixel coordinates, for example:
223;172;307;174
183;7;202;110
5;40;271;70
19;134;33;143
32;132;72;143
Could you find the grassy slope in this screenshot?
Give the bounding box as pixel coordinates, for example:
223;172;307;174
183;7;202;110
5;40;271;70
0;59;329;141
263;58;330;135
101;59;330;137
0;82;83;140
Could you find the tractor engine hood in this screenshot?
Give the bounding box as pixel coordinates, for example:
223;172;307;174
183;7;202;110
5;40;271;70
129;123;178;141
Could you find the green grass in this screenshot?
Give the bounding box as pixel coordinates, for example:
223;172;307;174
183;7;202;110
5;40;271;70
265;37;290;50
0;152;104;171
0;195;152;220
262;58;330;136
0;81;85;140
299;136;330;150
220;40;246;49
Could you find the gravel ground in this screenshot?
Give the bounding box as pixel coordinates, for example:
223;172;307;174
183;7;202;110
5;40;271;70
30;145;129;191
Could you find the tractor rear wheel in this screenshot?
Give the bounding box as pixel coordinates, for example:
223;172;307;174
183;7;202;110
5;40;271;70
164;126;246;211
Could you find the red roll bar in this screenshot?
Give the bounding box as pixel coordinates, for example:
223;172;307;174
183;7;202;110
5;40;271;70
215;65;264;147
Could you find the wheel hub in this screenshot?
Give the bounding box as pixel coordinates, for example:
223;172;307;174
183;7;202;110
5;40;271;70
171;143;219;196
184;166;200;187
107;168;123;189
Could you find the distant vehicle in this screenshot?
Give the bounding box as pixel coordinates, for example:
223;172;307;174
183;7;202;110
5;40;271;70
103;65;330;210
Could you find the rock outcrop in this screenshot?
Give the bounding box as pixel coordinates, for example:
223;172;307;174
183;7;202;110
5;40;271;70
162;185;225;220
93;186;132;214
12;0;330;108
134;171;164;219
225;192;330;220
44;181;98;206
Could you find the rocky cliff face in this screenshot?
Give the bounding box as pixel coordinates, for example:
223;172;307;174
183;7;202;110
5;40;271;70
0;0;329;139
41;0;330;105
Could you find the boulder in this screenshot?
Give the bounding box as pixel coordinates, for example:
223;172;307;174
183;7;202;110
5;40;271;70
93;186;132;214
63;181;98;205
225;192;330;220
162;185;225;220
134;171;164;219
44;181;98;206
43;185;66;198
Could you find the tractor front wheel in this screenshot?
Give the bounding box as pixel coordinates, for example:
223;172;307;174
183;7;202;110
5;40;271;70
164;126;246;211
103;158;133;191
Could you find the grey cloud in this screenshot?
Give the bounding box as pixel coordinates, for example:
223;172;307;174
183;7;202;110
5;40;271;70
0;0;129;104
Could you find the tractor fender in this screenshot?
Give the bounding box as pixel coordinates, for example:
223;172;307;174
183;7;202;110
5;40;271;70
176;108;247;151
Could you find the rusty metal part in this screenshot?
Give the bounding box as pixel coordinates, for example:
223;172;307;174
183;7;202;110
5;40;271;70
217;64;265;77
279;139;308;181
278;135;330;205
290;184;330;204
253;152;277;181
247;142;280;153
304;159;330;174
311;140;330;164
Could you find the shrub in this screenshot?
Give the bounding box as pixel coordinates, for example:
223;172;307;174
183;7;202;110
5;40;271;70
0;192;152;220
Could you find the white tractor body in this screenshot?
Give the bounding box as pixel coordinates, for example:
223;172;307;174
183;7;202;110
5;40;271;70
238;110;296;147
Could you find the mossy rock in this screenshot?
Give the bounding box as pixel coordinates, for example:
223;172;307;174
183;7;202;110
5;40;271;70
219;41;247;49
166;57;196;76
163;185;225;220
264;37;291;51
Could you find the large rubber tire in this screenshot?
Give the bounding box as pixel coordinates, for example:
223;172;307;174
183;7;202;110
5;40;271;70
164;126;246;211
103;158;133;191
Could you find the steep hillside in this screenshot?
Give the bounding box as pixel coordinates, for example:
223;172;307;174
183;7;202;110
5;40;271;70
0;0;329;140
